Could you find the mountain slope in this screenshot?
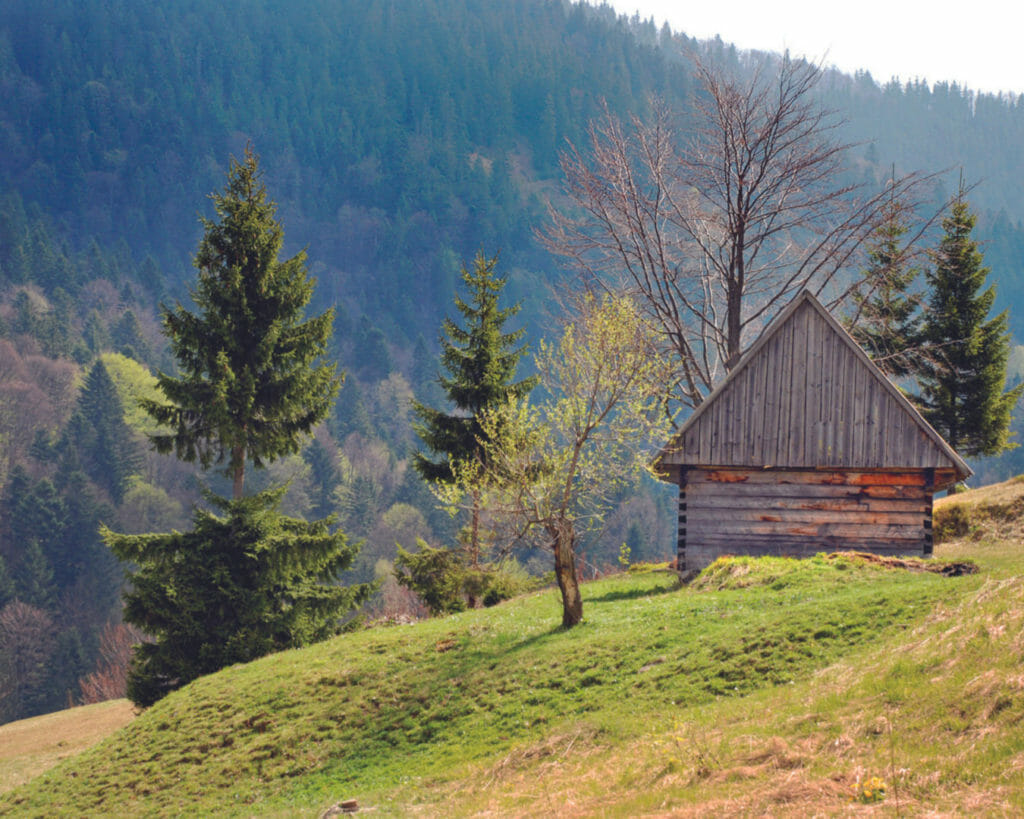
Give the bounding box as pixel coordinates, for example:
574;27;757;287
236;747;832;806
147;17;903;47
3;0;1024;338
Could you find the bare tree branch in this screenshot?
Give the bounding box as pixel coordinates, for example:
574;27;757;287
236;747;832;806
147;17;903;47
543;52;938;411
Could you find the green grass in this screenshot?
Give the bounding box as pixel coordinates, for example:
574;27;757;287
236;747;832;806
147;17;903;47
0;551;984;817
416;550;1024;817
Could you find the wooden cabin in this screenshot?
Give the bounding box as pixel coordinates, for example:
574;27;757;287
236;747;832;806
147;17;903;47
655;291;972;571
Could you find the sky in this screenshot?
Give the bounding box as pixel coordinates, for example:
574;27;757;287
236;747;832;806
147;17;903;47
605;0;1024;97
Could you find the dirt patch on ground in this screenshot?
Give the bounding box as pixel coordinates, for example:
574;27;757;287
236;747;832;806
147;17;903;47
825;551;978;576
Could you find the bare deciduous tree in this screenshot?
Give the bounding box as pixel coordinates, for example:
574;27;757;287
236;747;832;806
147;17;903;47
78;621;145;705
0;600;56;722
545;54;932;409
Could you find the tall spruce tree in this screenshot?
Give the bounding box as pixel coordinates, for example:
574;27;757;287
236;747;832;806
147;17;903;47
916;185;1023;456
143;146;339;500
104;148;368;707
412;252;536;566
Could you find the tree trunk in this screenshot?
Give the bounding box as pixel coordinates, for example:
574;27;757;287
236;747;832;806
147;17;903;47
466;498;479;608
551;521;583;627
232;446;245;500
470;491;480;568
725;273;743;371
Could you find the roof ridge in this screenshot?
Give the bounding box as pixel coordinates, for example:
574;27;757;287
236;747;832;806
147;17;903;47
655;291;971;480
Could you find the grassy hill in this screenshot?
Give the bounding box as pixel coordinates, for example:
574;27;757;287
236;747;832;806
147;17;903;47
3;481;1024;816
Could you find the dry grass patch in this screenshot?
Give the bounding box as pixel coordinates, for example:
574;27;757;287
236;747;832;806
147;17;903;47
0;700;135;794
935;475;1024;544
823;550;977;575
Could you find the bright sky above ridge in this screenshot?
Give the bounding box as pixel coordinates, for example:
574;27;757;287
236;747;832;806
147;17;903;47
604;0;1024;97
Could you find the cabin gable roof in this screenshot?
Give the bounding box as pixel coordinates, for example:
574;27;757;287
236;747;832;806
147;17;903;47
656;291;972;483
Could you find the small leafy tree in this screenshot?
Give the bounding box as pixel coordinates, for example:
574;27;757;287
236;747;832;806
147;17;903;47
143;145;339;500
440;295;672;627
916;185;1023;456
412;252;536;568
103;489;370;707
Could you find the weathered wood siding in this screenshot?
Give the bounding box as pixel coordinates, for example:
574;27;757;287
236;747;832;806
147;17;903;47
678;467;936;570
660;296;967;475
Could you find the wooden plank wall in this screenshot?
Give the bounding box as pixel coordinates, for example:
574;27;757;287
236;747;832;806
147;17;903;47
679;467;935;570
669;299;953;471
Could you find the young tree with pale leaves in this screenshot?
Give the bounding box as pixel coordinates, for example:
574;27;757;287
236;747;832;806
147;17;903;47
439;295;673;627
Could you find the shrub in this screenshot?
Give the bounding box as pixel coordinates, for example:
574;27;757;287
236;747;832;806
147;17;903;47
394;539;468;615
481;558;545;606
933;503;971;543
394;542;546;614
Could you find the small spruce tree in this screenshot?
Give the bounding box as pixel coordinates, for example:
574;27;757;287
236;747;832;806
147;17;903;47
916;184;1023;456
0;556;14;607
412;252;536;567
62;359;140;503
849;188;924;377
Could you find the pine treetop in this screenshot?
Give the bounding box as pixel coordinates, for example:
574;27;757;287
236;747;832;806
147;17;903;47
849;194;924;377
413;252;536;484
144;147;340;497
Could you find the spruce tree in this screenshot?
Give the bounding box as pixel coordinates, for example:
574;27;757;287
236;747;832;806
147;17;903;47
63;359;140;503
0;556;14;607
103;488;370;707
143;146;339;499
412;252;536;566
849;190;923;377
104;148;368;706
14;541;55;610
303;438;341;520
111;309;152;365
916;186;1023;456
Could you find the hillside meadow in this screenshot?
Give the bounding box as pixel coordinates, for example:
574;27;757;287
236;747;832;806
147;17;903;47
2;479;1023;816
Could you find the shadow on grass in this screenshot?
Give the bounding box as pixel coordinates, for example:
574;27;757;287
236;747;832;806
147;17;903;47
585;577;681;604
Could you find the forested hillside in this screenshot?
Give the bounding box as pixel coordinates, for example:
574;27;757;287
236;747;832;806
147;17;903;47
2;0;1024;723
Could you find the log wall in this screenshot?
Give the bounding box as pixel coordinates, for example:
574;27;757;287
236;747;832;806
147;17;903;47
678;467;937;571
